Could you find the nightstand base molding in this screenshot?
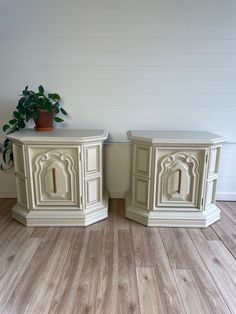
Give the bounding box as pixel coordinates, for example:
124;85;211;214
13;192;109;227
125;192;220;228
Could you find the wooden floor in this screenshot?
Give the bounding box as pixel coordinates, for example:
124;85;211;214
0;199;236;314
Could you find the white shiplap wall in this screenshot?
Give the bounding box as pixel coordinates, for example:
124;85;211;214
0;0;236;199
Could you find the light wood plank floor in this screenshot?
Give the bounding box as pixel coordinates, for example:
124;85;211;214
0;199;236;314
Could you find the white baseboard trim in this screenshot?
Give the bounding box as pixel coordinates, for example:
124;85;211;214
0;191;235;202
110;192;236;202
109;191;125;199
0;191;16;198
216;193;236;201
0;190;126;199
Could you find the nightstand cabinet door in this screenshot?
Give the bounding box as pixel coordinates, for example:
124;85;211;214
29;146;81;209
154;148;207;211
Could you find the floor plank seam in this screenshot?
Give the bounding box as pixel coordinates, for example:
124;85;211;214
213;232;236;261
158;228;188;314
187;230;232;314
171;268;188;314
211;225;236;261
209;225;221;240
93;229;106;312
22;228;76;314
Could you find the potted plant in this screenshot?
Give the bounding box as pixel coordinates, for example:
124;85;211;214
1;85;68;170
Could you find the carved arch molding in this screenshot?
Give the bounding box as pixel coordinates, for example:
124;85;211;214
34;150;77;204
158;152;200;207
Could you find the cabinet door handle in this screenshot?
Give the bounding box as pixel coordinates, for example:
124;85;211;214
177;169;182;194
52;168;57;193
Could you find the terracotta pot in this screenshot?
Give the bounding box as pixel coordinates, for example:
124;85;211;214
34;109;54;131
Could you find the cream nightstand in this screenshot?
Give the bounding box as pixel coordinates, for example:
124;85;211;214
125;130;225;227
7;129;108;226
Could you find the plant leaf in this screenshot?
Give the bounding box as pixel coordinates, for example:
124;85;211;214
60;108;67;115
38;85;44;94
54;93;60;100
9;119;17;125
18;119;25;129
22;86;30;96
4;139;10;147
55;106;59;114
2;124;10;132
17;99;26;113
3;149;7;163
43;102;52;111
8;153;13;164
13;111;21;119
32;111;39;120
51;93;60;101
54;117;64;123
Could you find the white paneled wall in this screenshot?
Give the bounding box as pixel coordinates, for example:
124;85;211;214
0;0;235;199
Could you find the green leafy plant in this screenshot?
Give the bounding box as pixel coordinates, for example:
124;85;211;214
1;85;67;170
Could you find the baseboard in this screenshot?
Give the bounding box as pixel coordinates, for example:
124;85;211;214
1;191;236;202
216;193;236;201
111;192;236;202
0;190;125;199
0;191;16;198
109;191;125;199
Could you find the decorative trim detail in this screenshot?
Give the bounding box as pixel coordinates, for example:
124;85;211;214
157;152;200;207
125;192;220;227
12;192;109;226
33;150;77;206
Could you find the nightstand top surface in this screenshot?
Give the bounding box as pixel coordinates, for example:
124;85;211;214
7;129;108;144
127;130;226;144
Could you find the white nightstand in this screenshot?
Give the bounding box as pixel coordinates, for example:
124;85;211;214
7;129;108;226
125;130;226;227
